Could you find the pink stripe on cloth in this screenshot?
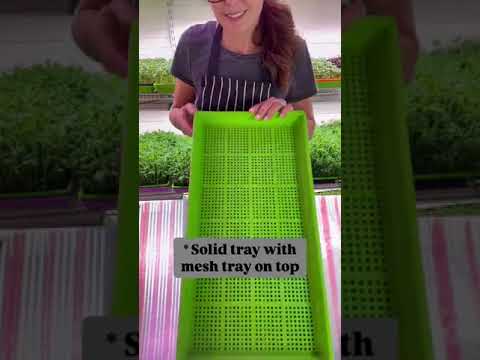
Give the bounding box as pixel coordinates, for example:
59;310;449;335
140;201;183;360
140;196;341;359
465;221;480;323
2;233;25;360
432;219;462;360
42;232;57;360
139;201;151;358
334;196;341;223
318;197;341;352
0;227;112;360
162;201;178;360
72;229;86;360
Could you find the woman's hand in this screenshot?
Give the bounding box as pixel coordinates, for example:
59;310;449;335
72;0;137;78
170;103;197;137
249;97;294;120
342;0;419;81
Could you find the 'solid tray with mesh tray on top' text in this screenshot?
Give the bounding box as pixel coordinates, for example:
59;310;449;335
176;111;334;359
343;17;434;359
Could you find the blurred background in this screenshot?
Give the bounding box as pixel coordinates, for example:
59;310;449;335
1;3;121;360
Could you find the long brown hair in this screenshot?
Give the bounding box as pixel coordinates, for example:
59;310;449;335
255;0;300;91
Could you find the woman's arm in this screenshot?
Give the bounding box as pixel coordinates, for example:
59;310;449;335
169;79;197;136
292;98;316;139
172;79;196;109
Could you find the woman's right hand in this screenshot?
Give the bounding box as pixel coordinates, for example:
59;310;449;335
169;103;197;137
72;0;137;78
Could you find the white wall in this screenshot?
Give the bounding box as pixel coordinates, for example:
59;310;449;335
139;0;172;59
289;0;341;58
0;14;101;72
140;0;341;59
413;0;480;50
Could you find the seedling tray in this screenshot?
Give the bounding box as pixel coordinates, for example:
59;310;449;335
315;79;341;90
139;84;154;94
176;111;333;359
342;17;433;359
153;83;175;94
0;180;73;200
78;190;117;201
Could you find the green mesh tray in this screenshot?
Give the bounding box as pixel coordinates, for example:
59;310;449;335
342;17;433;359
176;111;333;360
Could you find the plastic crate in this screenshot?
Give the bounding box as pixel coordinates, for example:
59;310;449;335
342;17;433;359
176;111;333;359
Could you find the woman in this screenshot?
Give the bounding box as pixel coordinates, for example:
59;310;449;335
169;0;317;137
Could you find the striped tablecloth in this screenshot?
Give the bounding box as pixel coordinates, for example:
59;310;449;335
0;227;115;360
1;199;478;359
139;198;480;360
139;196;342;360
419;217;480;360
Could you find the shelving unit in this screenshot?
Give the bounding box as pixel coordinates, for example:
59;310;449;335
139;90;340;110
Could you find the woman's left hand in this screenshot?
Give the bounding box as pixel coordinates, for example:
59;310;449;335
249;97;294;120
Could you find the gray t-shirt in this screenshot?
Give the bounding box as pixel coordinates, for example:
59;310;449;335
171;21;317;103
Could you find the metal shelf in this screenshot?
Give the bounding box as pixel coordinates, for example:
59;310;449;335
139;88;340;110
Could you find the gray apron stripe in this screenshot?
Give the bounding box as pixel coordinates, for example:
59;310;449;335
209;75;216;111
251;82;256;109
234;80;239;112
259;83;264;103
225;78;232;111
217;77;224;111
201;75;207;111
242;80;247;111
267;83;271;99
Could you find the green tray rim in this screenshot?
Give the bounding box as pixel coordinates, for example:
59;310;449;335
176;111;334;359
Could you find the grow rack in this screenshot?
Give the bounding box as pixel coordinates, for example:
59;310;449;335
176;111;333;359
342;17;433;359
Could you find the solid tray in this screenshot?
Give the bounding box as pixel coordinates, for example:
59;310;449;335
342;17;433;359
176;111;333;359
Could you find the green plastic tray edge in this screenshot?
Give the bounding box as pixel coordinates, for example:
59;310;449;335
343;17;434;360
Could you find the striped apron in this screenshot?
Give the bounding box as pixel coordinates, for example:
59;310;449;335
196;25;275;112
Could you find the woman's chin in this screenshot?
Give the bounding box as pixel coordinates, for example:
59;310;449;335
221;21;252;34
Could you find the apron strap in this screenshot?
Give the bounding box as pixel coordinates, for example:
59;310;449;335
207;24;223;77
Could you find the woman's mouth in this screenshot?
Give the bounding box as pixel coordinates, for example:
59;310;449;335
225;10;247;21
